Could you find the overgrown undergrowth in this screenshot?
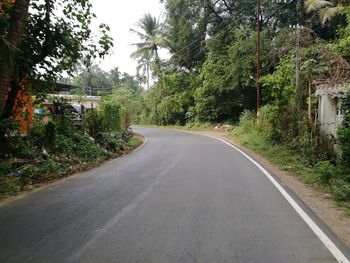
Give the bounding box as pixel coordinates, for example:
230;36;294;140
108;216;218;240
0;130;143;200
229;113;350;214
0;104;143;201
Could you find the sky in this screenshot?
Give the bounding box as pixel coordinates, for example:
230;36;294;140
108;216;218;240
90;0;166;75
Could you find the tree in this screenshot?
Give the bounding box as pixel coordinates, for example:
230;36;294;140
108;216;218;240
162;0;209;70
130;13;168;88
0;0;113;121
0;0;30;117
109;67;122;87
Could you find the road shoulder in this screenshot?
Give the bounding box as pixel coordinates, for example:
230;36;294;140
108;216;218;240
187;129;350;249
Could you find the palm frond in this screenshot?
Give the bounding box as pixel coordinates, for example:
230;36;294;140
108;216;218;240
305;0;334;12
320;6;340;24
129;29;147;39
130;47;150;60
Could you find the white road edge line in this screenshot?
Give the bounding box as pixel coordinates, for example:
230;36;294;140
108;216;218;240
205;134;350;263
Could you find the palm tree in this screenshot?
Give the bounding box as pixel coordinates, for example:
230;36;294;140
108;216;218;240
305;0;343;24
130;13;168;89
134;49;151;89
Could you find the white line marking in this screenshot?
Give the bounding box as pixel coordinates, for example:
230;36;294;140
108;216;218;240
205;134;349;263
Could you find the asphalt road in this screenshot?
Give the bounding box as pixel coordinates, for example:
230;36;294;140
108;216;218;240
0;127;349;263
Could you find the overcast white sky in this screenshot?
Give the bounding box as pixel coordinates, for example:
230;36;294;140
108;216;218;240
90;0;166;75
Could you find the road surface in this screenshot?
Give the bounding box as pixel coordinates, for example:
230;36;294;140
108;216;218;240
0;127;349;263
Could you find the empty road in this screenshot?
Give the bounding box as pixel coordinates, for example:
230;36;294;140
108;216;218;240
0;127;349;262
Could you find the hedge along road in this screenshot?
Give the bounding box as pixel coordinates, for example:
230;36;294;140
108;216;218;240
0;127;349;263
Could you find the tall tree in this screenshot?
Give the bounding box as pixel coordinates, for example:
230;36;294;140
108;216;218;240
109;67;122;87
0;0;30;117
0;0;113;120
130;13;167;89
163;0;209;70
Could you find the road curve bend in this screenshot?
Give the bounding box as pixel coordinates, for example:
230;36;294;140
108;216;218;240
0;127;349;263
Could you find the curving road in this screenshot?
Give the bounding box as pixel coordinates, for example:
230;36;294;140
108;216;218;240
0;127;349;263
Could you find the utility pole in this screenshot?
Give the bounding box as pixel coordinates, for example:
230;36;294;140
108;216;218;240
295;24;300;116
295;0;302;127
256;0;261;116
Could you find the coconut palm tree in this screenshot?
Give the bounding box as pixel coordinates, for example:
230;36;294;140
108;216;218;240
130;13;168;89
133;49;151;90
305;0;343;24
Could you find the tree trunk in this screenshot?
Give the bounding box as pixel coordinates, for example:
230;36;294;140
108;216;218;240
0;0;31;118
146;62;150;89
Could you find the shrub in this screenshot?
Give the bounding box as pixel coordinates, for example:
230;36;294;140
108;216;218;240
45;121;57;143
95;132;123;152
258;104;283;142
239;110;256;133
40;159;58;175
0;163;11;177
315;161;340;184
83;102;122;136
95;131;131;152
101;103;122;132
331;179;350;202
338;92;350;169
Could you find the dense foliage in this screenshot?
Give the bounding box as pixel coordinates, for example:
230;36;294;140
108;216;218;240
0;0;145;199
0;0;113;121
129;0;350;203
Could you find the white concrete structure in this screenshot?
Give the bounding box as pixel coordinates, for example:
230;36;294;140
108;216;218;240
46;94;101;111
315;83;349;137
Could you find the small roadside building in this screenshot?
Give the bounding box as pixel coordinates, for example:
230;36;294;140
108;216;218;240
46;94;101;112
315;83;349;137
34;81;101;113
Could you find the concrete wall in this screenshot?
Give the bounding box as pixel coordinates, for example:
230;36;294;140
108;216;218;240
319;95;342;137
46;94;100;110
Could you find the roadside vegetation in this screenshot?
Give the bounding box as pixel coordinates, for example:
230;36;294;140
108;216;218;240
0;0;144;200
0;100;143;199
231;109;350;211
1;0;350;211
124;1;350;213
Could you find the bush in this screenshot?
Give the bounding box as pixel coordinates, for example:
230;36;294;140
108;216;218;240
258;104;283;142
40;159;57;175
315;161;340;184
83;102;122;136
331;179;350;202
45;121;57;142
338;92;350;168
239;110;256;133
101;103;122;132
94;131;132;152
0;163;11;177
95;132;123;152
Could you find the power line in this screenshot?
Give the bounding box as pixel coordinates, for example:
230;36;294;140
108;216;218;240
163;0;294;67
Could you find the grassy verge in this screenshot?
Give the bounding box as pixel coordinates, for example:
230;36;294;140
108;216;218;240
0;132;144;201
125;134;144;151
149;122;350;215
229;126;350;215
139;123;350;215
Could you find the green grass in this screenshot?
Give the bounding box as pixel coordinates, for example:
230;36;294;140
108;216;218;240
126;135;144;149
229;128;317;184
346;206;350;217
229;126;350;213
